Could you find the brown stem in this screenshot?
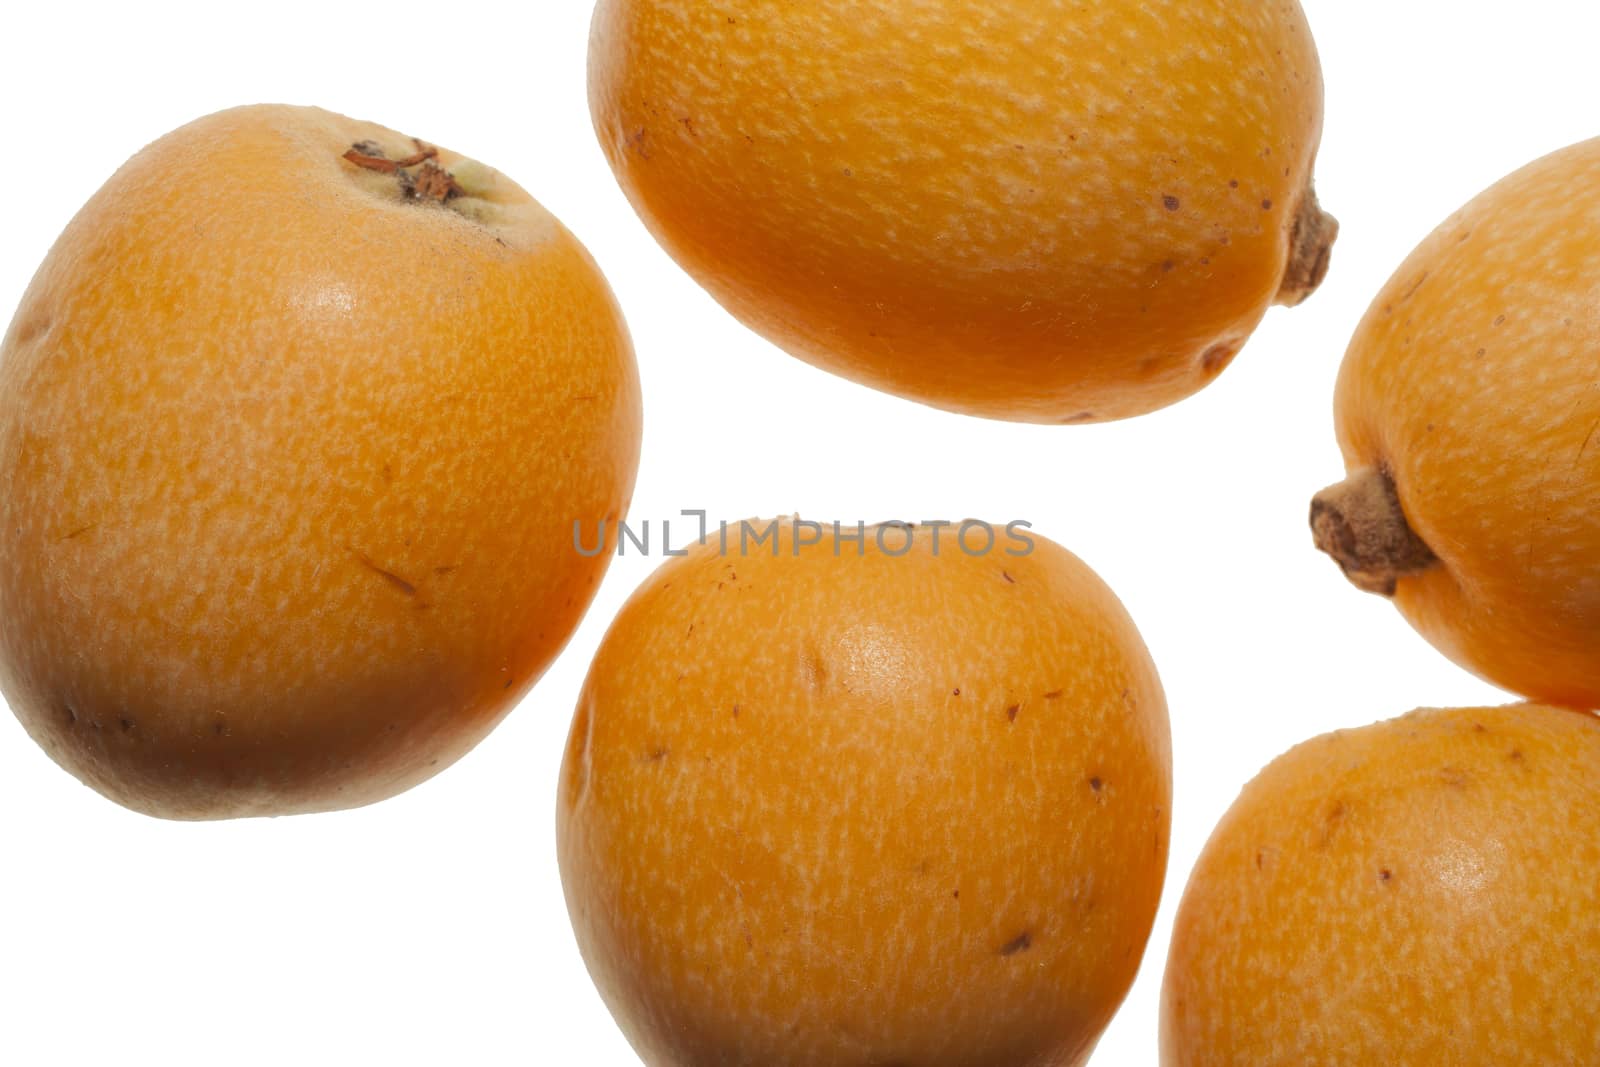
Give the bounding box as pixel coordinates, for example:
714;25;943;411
1310;467;1438;596
1277;184;1338;307
341;139;462;204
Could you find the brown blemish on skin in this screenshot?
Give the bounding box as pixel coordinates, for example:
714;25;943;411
646;745;669;763
59;523;98;542
1398;271;1430;304
1001;570;1016;584
1089;776;1104;793
1063;411;1098;424
63;705;77;726
1576;417;1600;463
1163;195;1181;211
1379;868;1394;884
1439;766;1470;787
350;549;418;597
1201;343;1236;375
13;312;51;345
1317;800;1348;847
801;648;828;691
1000;932;1034;957
1044;690;1063;700
1007;704;1020;723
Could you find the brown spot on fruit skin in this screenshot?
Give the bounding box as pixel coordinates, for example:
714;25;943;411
1163;195;1182;211
1000;932;1034;956
1201;343;1236;375
349;549;418;597
1317;799;1348;847
12;312;52;346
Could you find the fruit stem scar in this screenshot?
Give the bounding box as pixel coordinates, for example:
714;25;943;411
1310;467;1438;596
1276;184;1339;306
342;137;465;204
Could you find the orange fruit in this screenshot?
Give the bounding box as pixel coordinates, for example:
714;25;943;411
557;519;1171;1066
1312;139;1600;708
0;105;642;819
589;0;1335;423
1161;703;1600;1065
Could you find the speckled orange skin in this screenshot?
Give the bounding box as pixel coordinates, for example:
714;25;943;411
0;105;642;819
1161;704;1600;1065
1330;140;1600;708
590;0;1326;423
558;520;1171;1066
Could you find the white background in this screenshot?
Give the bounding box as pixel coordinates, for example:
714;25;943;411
0;2;1592;1063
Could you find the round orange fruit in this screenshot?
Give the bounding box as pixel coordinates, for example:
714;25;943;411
1161;703;1600;1065
0;105;642;819
589;0;1335;423
557;519;1171;1066
1312;139;1600;708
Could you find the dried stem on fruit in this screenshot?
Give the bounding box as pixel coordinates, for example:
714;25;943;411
1311;467;1438;596
1278;185;1339;306
342;138;463;203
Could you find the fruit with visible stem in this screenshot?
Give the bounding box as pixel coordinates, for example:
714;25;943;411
589;0;1335;423
0;105;642;819
1312;138;1600;709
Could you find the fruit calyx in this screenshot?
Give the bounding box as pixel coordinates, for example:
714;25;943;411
343;139;464;203
1310;467;1438;596
1277;185;1339;306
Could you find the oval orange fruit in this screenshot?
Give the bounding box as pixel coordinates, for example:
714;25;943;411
0;105;642;819
557;518;1171;1066
1312;138;1600;708
589;0;1335;422
1162;703;1600;1065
